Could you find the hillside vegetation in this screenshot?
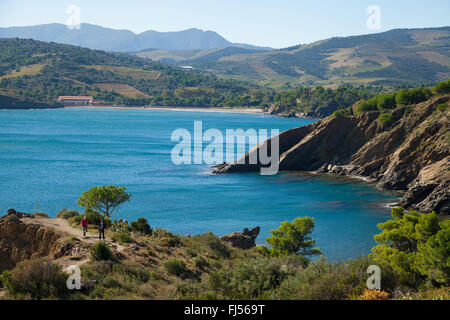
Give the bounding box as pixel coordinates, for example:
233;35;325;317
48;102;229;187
0;205;448;300
0;38;256;107
215;80;450;215
137;27;450;88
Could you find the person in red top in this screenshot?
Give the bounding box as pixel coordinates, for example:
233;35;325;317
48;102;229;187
81;216;88;237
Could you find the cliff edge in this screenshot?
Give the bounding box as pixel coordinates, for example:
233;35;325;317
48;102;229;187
213;95;449;215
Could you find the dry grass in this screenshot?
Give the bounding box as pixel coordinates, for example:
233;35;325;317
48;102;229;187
93;83;150;98
0;64;45;80
85;65;161;80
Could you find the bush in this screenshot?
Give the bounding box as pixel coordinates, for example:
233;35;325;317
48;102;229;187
358;289;390;300
266;216;321;257
436;103;447;112
111;232;134;244
357;98;378;112
433;79;450;94
190;232;230;258
56;208;79;220
377;113;394;127
209;258;289;299
332;110;344;118
377;93;396;110
130;218;152;235
164;259;188;277
102;275;122;289
395;88;431;106
205;234;231;259
0;258;69;299
185;247;198;257
273;257;371;300
90;241;113;261
193;256;209;270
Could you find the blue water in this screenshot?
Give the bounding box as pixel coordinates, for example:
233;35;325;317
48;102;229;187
0;108;399;260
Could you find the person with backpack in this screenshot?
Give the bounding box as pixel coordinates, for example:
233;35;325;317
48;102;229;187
99;219;106;240
81;216;89;237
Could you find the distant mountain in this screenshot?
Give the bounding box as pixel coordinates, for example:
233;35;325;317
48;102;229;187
136;27;450;88
0;23;272;51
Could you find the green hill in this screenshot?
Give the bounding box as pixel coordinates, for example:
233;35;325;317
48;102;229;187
0;38;256;107
136;27;450;88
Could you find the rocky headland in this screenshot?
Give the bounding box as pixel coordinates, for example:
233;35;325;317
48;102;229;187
214;95;450;215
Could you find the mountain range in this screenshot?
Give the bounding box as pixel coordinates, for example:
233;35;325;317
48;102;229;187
0;23;272;52
1;24;449;88
136;27;450;88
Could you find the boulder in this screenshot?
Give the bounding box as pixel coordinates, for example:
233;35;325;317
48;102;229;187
221;227;260;249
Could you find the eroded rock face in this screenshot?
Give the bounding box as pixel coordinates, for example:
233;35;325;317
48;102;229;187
221;227;260;249
214;95;450;215
0;213;64;272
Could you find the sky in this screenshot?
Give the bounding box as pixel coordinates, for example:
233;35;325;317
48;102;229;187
0;0;449;48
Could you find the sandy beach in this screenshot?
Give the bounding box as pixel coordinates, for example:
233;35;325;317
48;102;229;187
64;105;265;114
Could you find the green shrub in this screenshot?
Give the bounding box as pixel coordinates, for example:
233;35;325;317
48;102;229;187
377;113;394;127
357;98;378;112
130;218;152;235
90;241;113;261
185;247;198;257
0;258;69;299
56;208;80;220
164;259;188;277
266;216;321;257
332;110;344;118
436;103;447;112
433;79;450;94
102;275;122;289
209;258;289;299
273;257;373;300
204;234;231;258
377;93;396;110
111;232;133;244
193;256;209;270
370;208;449;287
395;88;432;106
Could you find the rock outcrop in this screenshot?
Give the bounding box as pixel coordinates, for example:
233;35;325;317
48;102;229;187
0;211;65;272
214;95;450;215
221;227;260;249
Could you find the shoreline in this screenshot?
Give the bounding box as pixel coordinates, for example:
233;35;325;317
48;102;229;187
63;105;265;114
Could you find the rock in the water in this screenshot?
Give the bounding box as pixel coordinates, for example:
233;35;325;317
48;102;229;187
221;227;260;249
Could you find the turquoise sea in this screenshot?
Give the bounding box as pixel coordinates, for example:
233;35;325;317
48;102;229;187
0;108;399;260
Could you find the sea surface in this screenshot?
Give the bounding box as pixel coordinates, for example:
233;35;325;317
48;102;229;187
0;108;399;260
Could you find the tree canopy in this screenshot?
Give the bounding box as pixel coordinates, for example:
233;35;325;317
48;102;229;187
370;207;449;286
77;185;131;217
266;216;322;257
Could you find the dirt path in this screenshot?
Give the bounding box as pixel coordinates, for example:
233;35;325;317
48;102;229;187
23;217;126;269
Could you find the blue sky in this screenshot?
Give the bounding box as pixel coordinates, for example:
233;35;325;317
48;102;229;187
0;0;449;48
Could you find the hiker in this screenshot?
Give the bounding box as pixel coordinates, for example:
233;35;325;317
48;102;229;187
81;216;88;237
99;219;106;240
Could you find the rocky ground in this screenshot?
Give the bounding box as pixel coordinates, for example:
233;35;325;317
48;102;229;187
214;95;450;215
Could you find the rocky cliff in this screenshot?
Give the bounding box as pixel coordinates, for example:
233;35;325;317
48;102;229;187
214;95;449;215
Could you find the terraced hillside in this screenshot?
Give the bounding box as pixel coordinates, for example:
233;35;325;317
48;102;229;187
136;27;450;88
0;38;255;107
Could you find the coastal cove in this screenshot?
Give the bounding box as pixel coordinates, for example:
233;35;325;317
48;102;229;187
0;107;399;260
